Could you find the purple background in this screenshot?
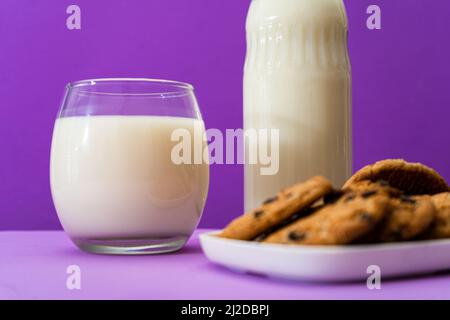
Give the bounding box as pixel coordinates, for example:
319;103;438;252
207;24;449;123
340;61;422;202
0;0;449;231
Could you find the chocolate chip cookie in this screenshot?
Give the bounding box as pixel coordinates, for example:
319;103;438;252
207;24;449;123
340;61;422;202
219;176;333;240
374;195;437;242
425;192;450;239
263;189;390;245
344;159;450;195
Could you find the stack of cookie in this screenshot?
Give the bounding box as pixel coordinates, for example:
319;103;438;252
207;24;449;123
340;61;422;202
220;159;450;245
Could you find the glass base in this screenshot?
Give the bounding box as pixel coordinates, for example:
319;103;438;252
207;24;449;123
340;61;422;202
73;235;188;255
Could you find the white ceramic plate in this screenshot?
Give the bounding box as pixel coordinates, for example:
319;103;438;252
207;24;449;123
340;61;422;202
199;231;450;282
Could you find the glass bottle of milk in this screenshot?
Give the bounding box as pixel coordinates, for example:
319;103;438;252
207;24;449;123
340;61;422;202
244;0;352;211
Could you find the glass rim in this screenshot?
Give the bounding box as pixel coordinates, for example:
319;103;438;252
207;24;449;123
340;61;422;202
66;78;194;97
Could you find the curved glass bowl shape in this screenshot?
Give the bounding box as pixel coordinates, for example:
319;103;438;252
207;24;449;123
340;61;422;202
50;79;209;254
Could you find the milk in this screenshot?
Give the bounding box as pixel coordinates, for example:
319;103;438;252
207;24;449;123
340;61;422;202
50;115;209;240
244;0;352;210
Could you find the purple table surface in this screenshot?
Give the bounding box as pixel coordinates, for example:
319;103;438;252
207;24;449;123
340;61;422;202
1;229;450;300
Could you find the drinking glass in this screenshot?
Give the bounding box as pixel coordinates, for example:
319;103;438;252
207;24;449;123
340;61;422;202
50;78;209;255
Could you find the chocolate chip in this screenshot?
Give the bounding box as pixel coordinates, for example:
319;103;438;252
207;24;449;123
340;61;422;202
254;210;264;218
360;212;374;224
344;193;356;202
288;231;307;241
400;195;416;204
362;190;378;198
263;196;278;205
377;180;390;187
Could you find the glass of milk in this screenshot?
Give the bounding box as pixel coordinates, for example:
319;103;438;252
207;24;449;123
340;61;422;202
50;78;209;254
